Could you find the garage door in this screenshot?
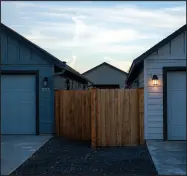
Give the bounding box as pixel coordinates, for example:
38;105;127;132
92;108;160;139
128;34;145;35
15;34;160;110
1;75;36;134
167;72;186;140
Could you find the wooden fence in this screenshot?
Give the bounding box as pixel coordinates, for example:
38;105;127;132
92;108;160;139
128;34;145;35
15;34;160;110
55;89;144;148
55;90;91;141
91;88;144;148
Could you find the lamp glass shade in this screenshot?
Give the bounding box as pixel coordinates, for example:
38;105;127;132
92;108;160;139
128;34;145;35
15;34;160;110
152;75;158;85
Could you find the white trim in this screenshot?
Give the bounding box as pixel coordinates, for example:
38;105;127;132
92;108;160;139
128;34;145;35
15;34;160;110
146;56;186;60
184;31;186;55
144;59;148;139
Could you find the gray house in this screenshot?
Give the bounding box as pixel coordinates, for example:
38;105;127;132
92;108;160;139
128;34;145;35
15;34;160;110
1;23;91;135
126;24;186;141
82;62;128;88
54;65;92;90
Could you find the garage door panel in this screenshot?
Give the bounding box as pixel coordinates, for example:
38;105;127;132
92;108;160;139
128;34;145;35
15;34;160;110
170;126;186;140
170;90;186;125
167;72;186;140
1;75;36;134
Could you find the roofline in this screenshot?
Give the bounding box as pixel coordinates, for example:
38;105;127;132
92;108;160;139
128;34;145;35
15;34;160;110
64;65;93;84
55;70;93;84
1;23;66;68
1;23;91;83
126;24;186;85
82;62;128;75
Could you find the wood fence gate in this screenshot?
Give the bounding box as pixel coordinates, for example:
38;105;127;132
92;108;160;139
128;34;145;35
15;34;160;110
55;89;144;148
55;90;91;141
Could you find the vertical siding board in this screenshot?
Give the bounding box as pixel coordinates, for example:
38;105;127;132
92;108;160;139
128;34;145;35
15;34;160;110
7;36;19;62
1;32;8;62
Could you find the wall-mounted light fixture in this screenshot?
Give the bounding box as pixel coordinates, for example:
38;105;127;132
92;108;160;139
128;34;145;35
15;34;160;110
43;77;49;87
152;75;158;85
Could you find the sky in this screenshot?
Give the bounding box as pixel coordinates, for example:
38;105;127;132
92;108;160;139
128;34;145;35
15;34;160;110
1;1;186;73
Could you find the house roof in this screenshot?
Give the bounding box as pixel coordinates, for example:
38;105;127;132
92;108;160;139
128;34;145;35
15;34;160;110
56;65;93;84
82;62;128;75
1;23;92;84
1;23;66;69
126;24;187;85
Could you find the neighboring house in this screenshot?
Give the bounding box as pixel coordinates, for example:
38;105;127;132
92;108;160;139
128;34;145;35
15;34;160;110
54;65;92;90
82;62;128;88
1;23;91;135
126;24;186;141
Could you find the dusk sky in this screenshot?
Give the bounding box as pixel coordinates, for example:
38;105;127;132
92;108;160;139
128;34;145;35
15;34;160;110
1;1;186;73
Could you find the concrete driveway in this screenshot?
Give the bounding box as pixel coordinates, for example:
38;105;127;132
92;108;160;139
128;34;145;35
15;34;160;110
147;140;186;175
1;135;52;176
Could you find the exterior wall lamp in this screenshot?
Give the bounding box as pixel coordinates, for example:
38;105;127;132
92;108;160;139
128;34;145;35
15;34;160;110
152;75;158;85
43;77;49;87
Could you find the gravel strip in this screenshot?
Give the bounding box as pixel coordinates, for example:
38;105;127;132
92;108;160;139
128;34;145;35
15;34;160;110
9;137;158;176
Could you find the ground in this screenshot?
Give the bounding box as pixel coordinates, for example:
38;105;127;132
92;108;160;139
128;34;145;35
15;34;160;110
147;140;186;175
1;135;52;175
8;137;157;176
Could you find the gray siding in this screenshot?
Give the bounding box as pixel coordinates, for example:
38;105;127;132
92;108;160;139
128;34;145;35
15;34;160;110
54;76;66;89
1;30;55;134
129;70;144;88
138;70;144;88
83;64;127;88
144;30;186;140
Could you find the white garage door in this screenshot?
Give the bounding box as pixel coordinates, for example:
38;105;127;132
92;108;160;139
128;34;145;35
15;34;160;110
167;71;186;140
1;75;36;134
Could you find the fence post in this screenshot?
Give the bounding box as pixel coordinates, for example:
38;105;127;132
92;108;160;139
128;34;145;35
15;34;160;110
139;88;144;144
55;90;60;136
91;88;97;150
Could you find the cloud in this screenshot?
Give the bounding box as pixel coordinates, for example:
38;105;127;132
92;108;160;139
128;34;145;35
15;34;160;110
1;1;186;73
104;57;132;72
66;55;77;68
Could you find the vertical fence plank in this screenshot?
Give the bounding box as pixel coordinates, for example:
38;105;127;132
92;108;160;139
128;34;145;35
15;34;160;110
105;89;109;146
130;89;139;145
102;89;106;146
87;90;91;140
111;89;115;145
139;88;144;144
91;88;96;149
55;91;60;136
60;90;64;136
96;89;101;146
117;89;122;146
124;89;130;144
